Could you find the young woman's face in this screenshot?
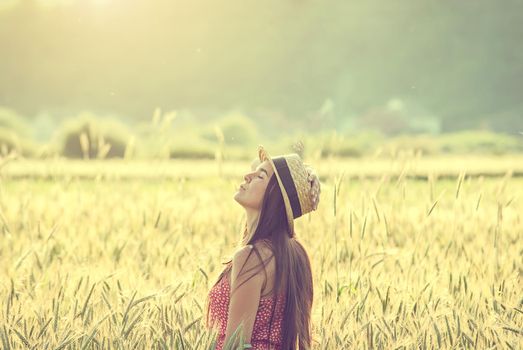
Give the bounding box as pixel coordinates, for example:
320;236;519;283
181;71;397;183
233;159;274;210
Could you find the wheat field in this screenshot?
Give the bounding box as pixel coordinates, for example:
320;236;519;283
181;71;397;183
0;155;522;349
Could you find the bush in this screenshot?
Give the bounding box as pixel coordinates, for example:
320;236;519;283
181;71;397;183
382;134;440;156
0;107;31;137
169;144;216;159
0;107;37;156
0;127;37;157
437;130;523;155
378;130;523;156
212;112;259;146
303;130;383;158
57;113;133;159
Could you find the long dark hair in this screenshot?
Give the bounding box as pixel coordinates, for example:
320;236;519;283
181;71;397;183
206;174;314;350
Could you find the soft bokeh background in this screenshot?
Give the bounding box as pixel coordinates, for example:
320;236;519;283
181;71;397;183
0;0;522;160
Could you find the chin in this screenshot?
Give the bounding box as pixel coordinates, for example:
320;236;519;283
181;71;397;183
234;196;251;210
233;192;242;204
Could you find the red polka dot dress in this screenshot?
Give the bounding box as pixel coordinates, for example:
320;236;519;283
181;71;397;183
207;273;286;350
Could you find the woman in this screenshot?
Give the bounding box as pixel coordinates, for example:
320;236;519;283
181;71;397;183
206;144;321;350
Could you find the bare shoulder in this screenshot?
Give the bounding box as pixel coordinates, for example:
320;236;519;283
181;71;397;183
231;241;278;297
230;245;262;289
252;239;274;260
231;241;274;276
232;245;255;266
231;245;258;274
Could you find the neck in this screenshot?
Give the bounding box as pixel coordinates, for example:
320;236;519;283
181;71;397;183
243;207;260;242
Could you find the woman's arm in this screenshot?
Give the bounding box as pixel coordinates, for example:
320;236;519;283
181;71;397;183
222;245;264;348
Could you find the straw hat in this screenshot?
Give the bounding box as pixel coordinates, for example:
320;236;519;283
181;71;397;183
258;143;320;236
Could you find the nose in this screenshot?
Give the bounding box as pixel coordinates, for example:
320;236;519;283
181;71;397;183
244;171;254;183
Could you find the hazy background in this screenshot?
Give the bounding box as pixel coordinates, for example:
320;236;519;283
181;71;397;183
1;3;522;348
0;0;522;159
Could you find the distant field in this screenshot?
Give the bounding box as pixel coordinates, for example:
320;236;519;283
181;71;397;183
0;156;521;349
2;154;523;180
